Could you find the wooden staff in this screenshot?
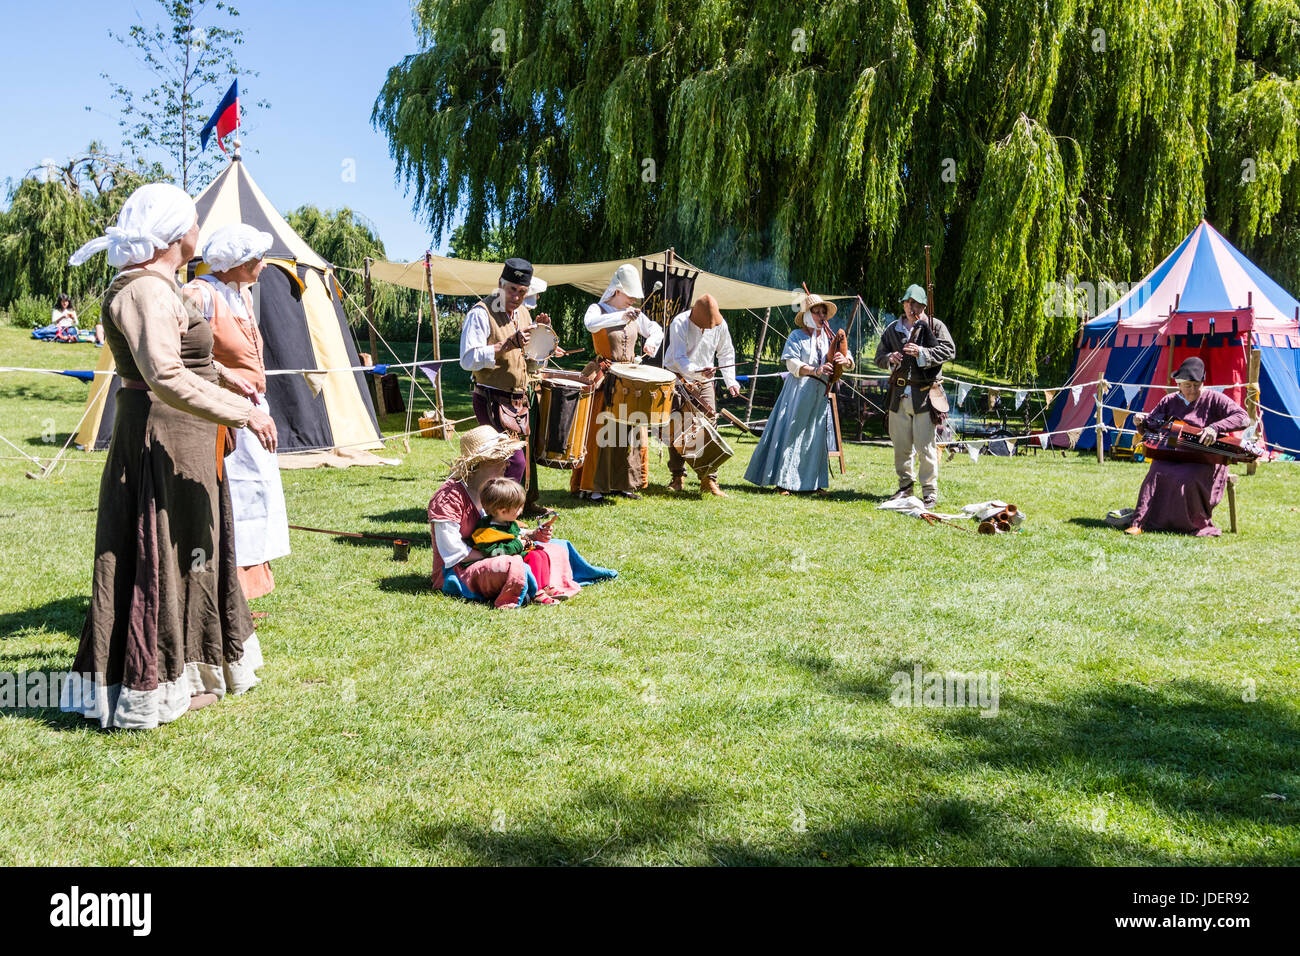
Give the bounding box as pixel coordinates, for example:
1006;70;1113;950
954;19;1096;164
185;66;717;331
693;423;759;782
424;252;448;436
364;256;386;417
745;306;770;423
1095;378;1106;464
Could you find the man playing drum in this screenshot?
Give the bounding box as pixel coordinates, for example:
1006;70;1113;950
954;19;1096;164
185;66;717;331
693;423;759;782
571;264;664;501
663;294;739;497
459;257;551;517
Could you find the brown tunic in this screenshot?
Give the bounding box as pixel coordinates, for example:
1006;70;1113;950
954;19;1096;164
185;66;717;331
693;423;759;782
472;297;533;393
62;269;262;730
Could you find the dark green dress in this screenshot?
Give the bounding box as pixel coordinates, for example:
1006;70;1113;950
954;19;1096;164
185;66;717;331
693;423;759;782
62;270;262;729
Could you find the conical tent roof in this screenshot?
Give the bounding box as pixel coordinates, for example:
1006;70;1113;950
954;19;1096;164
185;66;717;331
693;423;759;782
194;160;330;271
1050;220;1300;453
77;160;384;463
1086;220;1300;335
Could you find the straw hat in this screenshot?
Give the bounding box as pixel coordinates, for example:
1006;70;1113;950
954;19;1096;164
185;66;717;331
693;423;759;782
794;292;837;326
447;425;524;480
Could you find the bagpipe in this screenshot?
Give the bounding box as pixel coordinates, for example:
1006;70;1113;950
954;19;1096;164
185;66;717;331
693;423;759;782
1138;413;1266;466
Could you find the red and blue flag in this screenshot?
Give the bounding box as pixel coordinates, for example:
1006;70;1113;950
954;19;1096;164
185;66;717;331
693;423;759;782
200;81;239;154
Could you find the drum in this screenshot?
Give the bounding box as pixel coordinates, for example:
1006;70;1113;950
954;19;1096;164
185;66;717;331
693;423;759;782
606;362;675;426
532;370;594;469
672;413;734;474
523;324;559;362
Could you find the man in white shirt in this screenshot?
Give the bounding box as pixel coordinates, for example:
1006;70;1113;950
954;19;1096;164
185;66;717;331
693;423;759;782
459;257;551;517
663;294;739;497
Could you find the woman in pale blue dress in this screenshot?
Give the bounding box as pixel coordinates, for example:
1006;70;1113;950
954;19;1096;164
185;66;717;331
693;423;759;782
744;295;852;493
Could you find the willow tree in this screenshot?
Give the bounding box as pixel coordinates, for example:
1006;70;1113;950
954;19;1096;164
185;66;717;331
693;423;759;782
0;145;157;309
376;0;1300;378
286;205;423;338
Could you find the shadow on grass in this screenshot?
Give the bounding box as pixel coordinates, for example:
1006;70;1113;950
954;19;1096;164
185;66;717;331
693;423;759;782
407;782;707;865
797;653;1299;840
377;573;432;594
365;507;429;526
0;595;87;641
1068;517;1116;529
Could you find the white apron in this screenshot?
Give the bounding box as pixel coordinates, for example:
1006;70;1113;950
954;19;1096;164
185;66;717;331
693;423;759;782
227;393;291;566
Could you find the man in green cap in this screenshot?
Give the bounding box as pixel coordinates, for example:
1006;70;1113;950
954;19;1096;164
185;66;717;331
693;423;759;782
874;284;956;507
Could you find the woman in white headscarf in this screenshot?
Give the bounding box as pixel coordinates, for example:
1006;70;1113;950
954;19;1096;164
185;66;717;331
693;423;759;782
570;264;664;500
61;183;276;730
182;224;290;602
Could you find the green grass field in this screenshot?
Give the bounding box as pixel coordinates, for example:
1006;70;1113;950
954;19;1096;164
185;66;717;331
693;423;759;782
0;327;1296;865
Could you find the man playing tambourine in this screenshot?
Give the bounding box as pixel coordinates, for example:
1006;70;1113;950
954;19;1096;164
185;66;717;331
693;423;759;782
459;257;551;517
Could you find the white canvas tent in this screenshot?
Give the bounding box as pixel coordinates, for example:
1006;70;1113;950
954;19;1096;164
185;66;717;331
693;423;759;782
368;251;850;309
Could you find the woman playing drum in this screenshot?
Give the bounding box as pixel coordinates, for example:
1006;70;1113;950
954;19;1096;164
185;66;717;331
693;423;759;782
571;265;664;501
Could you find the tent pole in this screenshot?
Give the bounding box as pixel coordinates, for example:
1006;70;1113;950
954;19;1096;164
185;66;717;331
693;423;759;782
424;252;448;436
1246;346;1261;476
1095;378;1106;464
364;257;386;417
746;307;769;423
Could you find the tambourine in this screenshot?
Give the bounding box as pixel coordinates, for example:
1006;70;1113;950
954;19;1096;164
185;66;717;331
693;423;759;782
523;324;559;362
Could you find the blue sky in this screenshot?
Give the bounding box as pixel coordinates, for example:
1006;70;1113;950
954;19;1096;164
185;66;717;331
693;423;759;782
0;0;444;260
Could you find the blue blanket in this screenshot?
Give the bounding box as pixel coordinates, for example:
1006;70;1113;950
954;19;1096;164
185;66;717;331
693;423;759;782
441;539;617;606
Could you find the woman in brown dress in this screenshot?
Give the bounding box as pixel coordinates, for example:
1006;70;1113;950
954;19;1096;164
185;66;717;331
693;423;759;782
61;183;277;729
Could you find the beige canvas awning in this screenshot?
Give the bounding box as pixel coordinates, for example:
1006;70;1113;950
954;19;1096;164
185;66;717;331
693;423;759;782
367;251;850;311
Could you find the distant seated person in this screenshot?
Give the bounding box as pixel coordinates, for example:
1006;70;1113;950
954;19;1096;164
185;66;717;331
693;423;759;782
428;426;616;608
471;477;561;604
1127;357;1249;537
52;293;80;342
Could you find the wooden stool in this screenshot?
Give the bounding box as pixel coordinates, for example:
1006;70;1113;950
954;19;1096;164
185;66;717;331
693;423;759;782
1226;473;1238;534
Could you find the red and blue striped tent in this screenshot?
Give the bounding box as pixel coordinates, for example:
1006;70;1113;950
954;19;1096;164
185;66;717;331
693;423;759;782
1049;220;1300;453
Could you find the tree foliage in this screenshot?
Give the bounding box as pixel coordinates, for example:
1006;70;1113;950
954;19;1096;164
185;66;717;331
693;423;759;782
375;0;1300;378
103;0;267;192
0;144;161;311
286;205;425;339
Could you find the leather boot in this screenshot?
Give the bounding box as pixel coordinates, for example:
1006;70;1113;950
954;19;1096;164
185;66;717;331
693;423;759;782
667;474;684;493
701;476;728;498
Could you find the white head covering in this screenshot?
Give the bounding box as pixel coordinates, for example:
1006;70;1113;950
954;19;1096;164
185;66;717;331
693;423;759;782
204;223;274;273
523;275;548;309
599;264;644;302
68;183;197;268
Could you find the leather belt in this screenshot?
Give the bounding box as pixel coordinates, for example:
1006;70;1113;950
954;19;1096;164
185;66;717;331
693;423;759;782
892;375;935;389
474;382;526;400
122;379;151;391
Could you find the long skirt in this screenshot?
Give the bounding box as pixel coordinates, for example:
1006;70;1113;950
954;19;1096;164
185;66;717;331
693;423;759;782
1133;459;1229;536
227;392;291;598
744;376;831;491
61;389;263;729
572;388;646;494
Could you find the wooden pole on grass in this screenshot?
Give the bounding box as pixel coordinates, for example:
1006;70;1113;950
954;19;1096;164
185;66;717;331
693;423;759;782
745;307;769;424
364;257;386;416
1246;347;1261;476
424;252;448;436
1095;378;1106;464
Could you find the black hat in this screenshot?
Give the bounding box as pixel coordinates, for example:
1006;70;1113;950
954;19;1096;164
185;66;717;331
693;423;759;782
1172;356;1206;383
501;257;533;286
